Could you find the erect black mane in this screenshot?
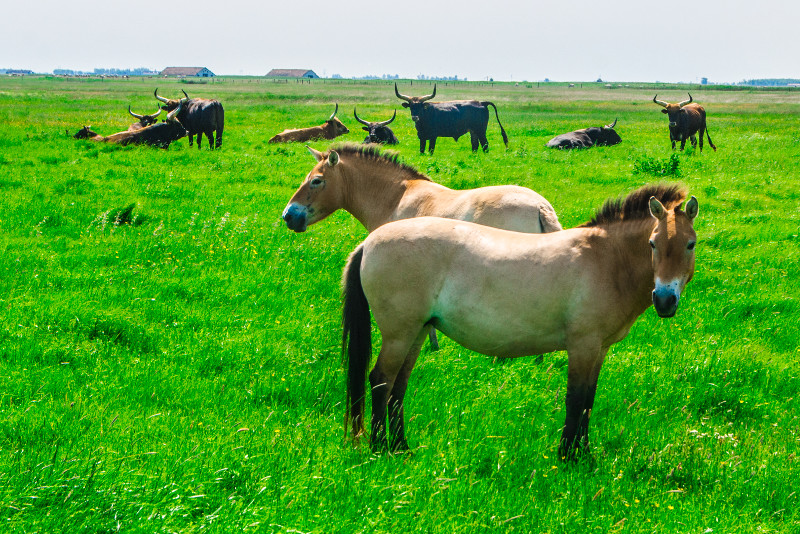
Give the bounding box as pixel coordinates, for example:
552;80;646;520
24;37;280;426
328;142;431;181
581;183;687;228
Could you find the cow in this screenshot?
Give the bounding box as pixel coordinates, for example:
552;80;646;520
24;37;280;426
127;104;162;131
546;119;621;149
353;108;399;145
653;94;716;152
154;88;224;149
268;104;350;143
73;100;187;149
394;83;508;154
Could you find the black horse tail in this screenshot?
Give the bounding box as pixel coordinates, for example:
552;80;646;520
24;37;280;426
482;101;509;147
342;244;372;440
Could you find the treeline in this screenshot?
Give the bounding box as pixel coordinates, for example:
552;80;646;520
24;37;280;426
738;78;800;87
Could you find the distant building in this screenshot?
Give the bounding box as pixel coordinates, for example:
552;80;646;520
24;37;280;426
160;67;215;78
266;69;319;79
6;69;33;76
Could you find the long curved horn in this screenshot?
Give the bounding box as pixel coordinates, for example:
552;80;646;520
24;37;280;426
147;104;163;120
395;83;412;102
182;89;189;99
328;103;339;121
166;100;183;122
653;95;669;108
154;88;170;103
353;107;370;126
678;93;693;107
419;84;436;103
128;105;145;120
377;109;397;127
605;118;617;129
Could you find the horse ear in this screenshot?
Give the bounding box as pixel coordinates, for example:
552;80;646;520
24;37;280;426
328;150;340;167
685;196;699;220
649;196;666;220
307;146;324;162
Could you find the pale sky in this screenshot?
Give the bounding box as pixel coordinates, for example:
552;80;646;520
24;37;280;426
3;0;799;83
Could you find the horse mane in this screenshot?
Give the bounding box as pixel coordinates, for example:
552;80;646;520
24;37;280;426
327;142;431;181
581;183;687;228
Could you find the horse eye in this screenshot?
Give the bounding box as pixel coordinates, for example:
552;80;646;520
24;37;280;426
649;240;656;249
687;241;696;251
310;177;324;187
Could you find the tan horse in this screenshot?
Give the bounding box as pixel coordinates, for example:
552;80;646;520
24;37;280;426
342;184;699;459
282;143;562;234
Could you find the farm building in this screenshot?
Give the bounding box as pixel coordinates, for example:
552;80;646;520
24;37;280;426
160;67;215;78
266;69;319;79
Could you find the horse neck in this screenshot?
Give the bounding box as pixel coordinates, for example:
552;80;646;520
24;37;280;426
601;219;657;313
339;157;412;232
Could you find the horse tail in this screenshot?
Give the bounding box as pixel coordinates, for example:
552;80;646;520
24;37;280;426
538;204;563;233
342;244;372;440
482;101;509;147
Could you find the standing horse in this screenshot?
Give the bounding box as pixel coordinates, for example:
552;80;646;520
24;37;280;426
342;184;699;459
283;143;562;350
282;143;561;234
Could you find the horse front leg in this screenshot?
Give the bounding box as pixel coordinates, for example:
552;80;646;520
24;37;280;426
559;343;608;461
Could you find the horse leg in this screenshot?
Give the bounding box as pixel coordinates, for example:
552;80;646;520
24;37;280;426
387;331;427;452
559;342;607;461
369;335;421;452
428;327;440;351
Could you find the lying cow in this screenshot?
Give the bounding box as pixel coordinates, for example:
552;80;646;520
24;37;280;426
73;100;187;149
653;94;716;152
354;108;399;144
269;104;350;143
546;119;621;149
127;105;162;131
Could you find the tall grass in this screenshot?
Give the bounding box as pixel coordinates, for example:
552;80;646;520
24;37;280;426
0;76;798;533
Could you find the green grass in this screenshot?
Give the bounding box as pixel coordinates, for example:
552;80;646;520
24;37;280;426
1;76;799;533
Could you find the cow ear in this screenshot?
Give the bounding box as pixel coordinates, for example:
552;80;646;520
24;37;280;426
362;126;369;132
327;150;340;167
661;109;668;114
401;102;409;108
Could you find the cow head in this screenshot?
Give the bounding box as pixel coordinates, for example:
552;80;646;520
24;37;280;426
74;126;98;139
154;88;190;112
395;83;436;124
128;104;162;127
354;107;398;144
589;118;622;146
653;94;693;127
323;103;350;137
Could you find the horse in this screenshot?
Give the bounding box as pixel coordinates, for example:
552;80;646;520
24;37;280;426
283;143;562;350
341;184;699;460
282;143;562;234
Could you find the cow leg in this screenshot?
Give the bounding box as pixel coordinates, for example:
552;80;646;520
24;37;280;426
428;138;436;154
419;138;427;154
679;137;687;150
470;132;479;151
188;133;195;147
690;135;697;149
697;126;705;152
196;132;204;150
206;130;215;151
215;128;223;149
479;132;489;152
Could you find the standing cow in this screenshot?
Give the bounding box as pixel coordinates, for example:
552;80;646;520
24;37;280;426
653;94;716;152
268;104;349;143
546;119;621;149
154;88;224;150
395;83;508;154
354;108;399;145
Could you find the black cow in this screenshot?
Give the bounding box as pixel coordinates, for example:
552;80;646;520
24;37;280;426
354;108;399;145
154;88;224;149
127;104;162;131
546;119;621;149
395;83;509;154
73;100;187;149
652;94;716;152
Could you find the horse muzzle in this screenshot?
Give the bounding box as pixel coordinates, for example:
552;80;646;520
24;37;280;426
282;203;308;233
652;280;682;318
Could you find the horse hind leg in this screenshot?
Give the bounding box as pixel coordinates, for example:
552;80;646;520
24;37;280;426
387;331;427;452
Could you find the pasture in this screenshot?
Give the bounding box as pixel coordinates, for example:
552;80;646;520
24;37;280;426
1;76;799;533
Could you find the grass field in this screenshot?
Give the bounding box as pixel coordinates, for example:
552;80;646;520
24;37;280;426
1;76;799;533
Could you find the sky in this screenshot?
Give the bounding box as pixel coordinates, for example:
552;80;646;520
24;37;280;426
3;0;799;84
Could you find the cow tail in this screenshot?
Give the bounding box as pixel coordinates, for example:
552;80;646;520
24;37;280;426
704;121;717;152
342;244;371;441
483;101;509;147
